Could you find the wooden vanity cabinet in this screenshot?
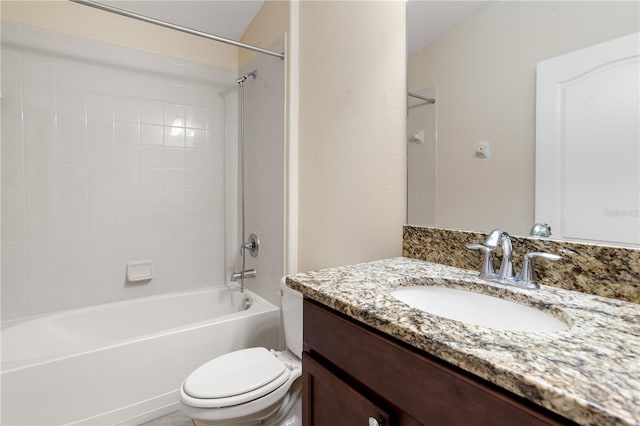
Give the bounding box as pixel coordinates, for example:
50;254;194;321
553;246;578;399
302;299;574;426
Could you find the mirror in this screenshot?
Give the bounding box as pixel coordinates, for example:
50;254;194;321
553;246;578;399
406;1;640;244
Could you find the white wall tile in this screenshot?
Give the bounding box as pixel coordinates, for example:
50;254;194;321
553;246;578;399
140;101;164;125
115;189;141;212
2;214;26;242
113;167;140;189
114;121;140;145
23;84;56;113
27;264;60;291
25;137;57;164
115;212;142;234
59;141;88;165
2;82;23;110
58;190;88;214
1;266;27;295
56;237;89;264
25;164;57;189
26;214;58;240
140;168;163;189
59;213;90;238
87;92;114;119
56;58;87;90
89;238;118;260
140;189;165;211
58;116;86;142
162;148;183;168
57;89;86;118
89;166;114;189
115;97;140;122
138;77;164;102
1;291;29;320
2;108;23;137
88;142;114;166
163;104;185;127
140;124;163;146
90;213;117;236
2;241;27;268
164;127;185;147
59;283;91;310
87;118;114;144
114;144;140;167
25;190;57;215
2;134;25;164
141;146;164;168
2;164;24;189
2;21;236;319
58;165;88;188
2;189;26;215
1;47;22;88
186;129;206;149
22;52;55;87
185;106;206;130
28;285;61;315
26;238;58;266
89;190;116;213
24;111;56;139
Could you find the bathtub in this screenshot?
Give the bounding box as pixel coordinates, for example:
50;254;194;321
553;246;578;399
1;286;280;425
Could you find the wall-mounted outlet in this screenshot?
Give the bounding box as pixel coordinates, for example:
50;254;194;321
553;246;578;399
475;141;490;159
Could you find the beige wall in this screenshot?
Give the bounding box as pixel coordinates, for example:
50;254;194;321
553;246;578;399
408;1;639;236
297;1;407;272
1;0;238;69
239;0;289;69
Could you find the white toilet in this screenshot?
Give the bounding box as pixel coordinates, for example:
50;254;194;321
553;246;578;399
179;280;303;425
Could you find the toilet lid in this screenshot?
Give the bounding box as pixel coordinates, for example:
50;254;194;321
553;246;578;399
183;347;289;401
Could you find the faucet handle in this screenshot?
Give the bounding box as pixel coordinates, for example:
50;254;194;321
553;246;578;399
466;243;497;279
518;252;561;289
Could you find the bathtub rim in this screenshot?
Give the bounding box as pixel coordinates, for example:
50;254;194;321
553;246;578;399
1;284;279;373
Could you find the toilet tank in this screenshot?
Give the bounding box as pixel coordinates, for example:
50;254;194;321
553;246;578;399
280;278;303;358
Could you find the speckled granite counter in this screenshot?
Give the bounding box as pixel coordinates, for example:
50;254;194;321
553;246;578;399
286;257;640;426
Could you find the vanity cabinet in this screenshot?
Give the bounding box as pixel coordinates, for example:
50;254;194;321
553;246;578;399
302;299;574;426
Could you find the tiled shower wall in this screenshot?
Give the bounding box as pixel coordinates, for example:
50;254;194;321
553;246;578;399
239;43;285;307
1;21;238;320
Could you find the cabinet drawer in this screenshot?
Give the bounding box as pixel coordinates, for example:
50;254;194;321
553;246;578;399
303;299;572;426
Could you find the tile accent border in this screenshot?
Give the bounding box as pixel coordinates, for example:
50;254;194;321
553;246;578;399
403;226;640;303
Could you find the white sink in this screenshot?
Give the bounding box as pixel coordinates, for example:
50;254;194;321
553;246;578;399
391;286;568;332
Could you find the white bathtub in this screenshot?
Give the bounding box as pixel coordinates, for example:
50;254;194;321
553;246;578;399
1;286;280;425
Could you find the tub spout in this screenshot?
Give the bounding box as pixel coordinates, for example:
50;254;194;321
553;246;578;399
230;269;256;282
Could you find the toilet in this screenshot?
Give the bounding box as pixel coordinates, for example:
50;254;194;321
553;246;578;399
179;280;303;425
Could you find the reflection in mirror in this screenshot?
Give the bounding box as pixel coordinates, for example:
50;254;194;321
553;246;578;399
407;1;640;243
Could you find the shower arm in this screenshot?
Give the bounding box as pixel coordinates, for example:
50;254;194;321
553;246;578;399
408;92;436;104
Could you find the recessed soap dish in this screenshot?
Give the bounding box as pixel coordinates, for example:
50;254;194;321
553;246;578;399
127;260;154;282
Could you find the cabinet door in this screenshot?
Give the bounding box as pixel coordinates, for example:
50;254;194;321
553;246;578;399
303;352;390;426
304;299;573;426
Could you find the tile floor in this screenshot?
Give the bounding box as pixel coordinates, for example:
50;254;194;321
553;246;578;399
140;411;195;426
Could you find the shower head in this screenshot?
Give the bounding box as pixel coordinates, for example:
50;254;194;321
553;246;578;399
236;70;257;85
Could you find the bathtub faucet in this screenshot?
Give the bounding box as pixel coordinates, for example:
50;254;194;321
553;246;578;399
231;269;256;282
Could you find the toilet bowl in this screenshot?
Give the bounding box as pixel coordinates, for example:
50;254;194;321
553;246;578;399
180;280;303;425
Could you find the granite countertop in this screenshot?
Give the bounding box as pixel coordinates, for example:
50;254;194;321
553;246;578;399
286;257;640;426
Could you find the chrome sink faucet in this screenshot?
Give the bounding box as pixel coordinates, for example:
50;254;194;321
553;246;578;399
483;228;515;281
467;228;560;289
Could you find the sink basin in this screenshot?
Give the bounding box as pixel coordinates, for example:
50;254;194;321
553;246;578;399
391;286;568;332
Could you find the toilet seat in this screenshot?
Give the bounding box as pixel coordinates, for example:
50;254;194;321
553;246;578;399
182;347;292;408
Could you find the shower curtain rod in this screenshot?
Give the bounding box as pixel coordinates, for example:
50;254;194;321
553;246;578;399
408;92;436;104
69;0;285;60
